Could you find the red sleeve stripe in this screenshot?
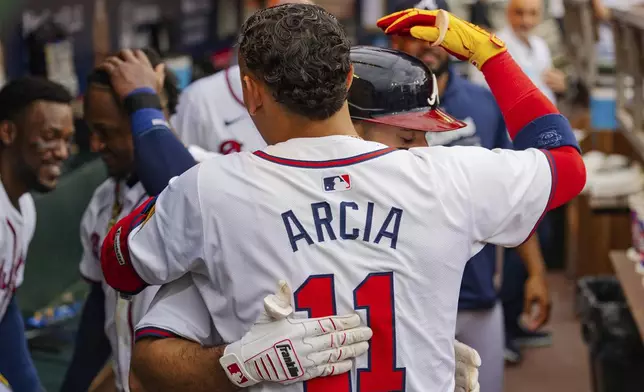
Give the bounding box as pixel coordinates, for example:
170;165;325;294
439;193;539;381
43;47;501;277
542;149;558;210
253;147;396;168
134;327;180;342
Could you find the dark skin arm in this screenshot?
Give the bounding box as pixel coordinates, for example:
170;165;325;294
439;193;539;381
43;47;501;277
515;235;551;330
132;338;241;392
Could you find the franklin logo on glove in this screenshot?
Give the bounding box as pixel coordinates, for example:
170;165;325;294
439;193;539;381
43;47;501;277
276;341;302;378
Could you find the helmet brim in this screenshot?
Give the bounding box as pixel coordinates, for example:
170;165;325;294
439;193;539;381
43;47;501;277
356;107;466;133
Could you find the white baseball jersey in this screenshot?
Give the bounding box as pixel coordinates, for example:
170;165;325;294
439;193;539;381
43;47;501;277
124;136;553;392
79;176;150;392
171;65;266;154
135;273;220;346
78;146;219;391
0;178;36;321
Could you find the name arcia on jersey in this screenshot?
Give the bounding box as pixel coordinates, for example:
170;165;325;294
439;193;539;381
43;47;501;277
281;201;403;252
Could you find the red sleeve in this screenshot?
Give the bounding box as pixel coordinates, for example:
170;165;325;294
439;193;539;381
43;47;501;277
480;52;585;211
100;196;155;295
545;146;586;211
481;51;558;137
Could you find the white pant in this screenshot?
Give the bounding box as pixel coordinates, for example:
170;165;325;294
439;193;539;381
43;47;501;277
456;302;505;392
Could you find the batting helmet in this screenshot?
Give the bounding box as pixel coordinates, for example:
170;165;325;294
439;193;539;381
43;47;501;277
348;46;465;132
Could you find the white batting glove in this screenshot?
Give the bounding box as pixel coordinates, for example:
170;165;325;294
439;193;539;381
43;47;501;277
454;340;481;392
219;280;372;388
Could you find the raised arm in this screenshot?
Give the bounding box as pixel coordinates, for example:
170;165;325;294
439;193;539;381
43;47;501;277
379;9;585;213
96;50;215;294
98;49;197;196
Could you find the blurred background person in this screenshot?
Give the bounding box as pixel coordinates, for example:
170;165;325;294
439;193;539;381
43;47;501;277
172;0;313;154
470;0;567;104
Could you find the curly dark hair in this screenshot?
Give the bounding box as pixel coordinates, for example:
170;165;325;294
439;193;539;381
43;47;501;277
238;3;351;120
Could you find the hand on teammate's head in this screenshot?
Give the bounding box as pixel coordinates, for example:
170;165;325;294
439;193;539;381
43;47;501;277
98;49;165;100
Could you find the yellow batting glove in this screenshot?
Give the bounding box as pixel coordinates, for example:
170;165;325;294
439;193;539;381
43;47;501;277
377;9;506;70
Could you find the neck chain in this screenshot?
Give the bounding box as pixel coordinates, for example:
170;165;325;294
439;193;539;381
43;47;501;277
107;181;123;232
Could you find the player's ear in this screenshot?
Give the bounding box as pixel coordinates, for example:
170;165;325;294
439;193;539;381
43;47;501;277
346;64;354;90
390;35;404;51
0;121;17;147
242;75;263;116
154;63;166;94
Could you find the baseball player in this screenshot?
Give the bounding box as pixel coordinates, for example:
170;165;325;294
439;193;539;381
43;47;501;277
171;0;312;154
388;0;551;384
93;46;482;392
93;44;482;391
69;48;217;392
0;77;74;391
74;48;369;392
101;4;586;391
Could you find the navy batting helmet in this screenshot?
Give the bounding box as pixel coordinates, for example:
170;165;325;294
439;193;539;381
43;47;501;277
348;46;465;132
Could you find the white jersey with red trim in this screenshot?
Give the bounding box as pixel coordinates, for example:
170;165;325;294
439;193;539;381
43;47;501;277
78;177;151;391
123;136;553;392
78;146;219;391
0;179;36;321
171;65;266;155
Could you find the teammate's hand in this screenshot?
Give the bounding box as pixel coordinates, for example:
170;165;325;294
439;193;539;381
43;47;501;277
522;275;551;331
98;49;165;100
219;280;372;388
377;9;506;70
454;340;481;392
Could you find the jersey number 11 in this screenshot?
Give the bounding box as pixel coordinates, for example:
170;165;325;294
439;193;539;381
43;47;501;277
294;272;406;392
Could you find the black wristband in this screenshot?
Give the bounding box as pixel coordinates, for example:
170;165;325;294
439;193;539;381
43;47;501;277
123;92;163;115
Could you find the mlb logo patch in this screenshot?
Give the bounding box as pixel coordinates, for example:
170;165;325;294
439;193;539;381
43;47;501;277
226;363;249;385
323;174;351;192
